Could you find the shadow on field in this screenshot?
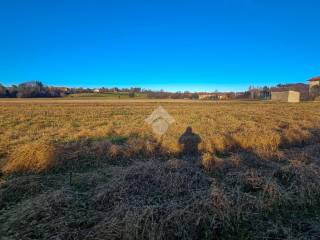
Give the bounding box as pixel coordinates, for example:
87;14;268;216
178;126;202;156
2;127;320;239
2;125;320;174
198;126;320;174
279;127;320;149
1;134;172;174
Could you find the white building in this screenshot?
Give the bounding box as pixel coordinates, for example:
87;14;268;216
271;91;300;103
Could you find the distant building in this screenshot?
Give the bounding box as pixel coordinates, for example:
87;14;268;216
56;87;69;92
198;94;214;100
93;88;100;93
246;87;271;100
270;83;309;101
308;76;320;98
248;88;261;99
308;76;320;88
271;90;300;103
198;93;234;100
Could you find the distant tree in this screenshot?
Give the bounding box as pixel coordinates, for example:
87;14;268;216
191;93;199;99
8;85;18;97
16;81;43;97
0;84;8;97
261;86;271;100
131;87;141;93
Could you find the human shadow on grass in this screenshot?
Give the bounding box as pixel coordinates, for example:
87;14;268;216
2;128;320;240
179;127;201;155
178;126;202;164
2;125;320;175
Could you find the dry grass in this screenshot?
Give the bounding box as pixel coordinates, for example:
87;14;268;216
2;140;57;173
1;99;320;239
1;100;320;164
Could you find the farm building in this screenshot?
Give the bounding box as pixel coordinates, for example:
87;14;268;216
308;76;320;98
308;76;320;89
198;93;234;100
270;83;309;100
271;90;300;103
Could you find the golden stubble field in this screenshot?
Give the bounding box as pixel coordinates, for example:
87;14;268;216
1;99;320;239
1;99;320;171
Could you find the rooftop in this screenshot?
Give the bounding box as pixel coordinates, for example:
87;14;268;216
308;76;320;82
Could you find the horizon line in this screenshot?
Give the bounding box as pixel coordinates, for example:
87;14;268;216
0;80;310;93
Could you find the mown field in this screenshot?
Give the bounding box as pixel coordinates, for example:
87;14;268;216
1;99;320;239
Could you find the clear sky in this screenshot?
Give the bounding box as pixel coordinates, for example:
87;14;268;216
0;0;319;92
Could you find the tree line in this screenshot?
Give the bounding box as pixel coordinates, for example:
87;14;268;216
2;80;311;100
0;81;65;98
0;81;144;98
0;81;202;99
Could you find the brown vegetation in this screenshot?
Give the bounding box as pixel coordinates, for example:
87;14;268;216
1;100;320;239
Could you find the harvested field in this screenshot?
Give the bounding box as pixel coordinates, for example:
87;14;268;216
1;99;320;239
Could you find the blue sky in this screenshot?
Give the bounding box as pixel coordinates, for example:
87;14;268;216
0;0;319;92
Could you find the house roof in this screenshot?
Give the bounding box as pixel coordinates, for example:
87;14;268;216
271;90;300;93
308;76;320;82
